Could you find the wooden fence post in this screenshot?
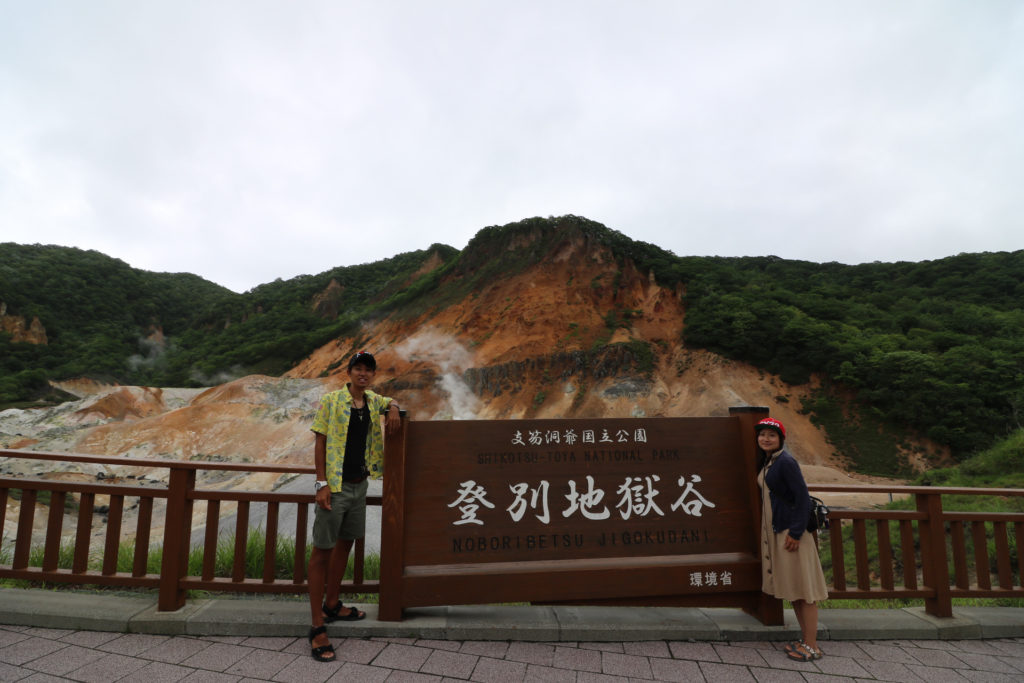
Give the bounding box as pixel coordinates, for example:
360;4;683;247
917;491;952;617
730;406;784;626
379;414;408;621
159;467;196;611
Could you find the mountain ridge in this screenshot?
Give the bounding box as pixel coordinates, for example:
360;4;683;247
3;216;1024;471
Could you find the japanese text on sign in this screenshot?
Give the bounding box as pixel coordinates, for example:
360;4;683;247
511;428;648;446
448;474;715;527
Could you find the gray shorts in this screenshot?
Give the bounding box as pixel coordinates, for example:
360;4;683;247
312;479;369;549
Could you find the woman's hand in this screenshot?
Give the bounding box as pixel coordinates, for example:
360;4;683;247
784;534;800;552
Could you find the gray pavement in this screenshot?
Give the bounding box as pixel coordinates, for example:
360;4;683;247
2;589;1023;681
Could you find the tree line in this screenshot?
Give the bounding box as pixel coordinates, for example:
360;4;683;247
0;242;454;404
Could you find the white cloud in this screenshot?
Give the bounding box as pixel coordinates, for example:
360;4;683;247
2;1;1022;292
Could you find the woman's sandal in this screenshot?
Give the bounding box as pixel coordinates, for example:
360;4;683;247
308;625;335;662
783;639;805;654
786;643;823;662
323;600;366;622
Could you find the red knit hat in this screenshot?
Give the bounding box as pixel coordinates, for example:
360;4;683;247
755;417;786;440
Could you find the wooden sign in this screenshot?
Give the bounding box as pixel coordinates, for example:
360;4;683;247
379;407;781;623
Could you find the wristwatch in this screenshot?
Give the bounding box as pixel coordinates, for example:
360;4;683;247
314;480;328;493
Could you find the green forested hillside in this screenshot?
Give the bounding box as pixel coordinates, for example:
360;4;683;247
0;242;456;402
917;429;1024;493
1;244;233;402
2;217;1023;464
678;253;1024;455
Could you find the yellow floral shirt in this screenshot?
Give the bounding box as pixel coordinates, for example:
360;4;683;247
311;385;392;492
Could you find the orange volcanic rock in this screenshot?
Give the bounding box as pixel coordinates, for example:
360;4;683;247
70;376;327;466
0;303;48;344
72;387;168;422
51;378;120;397
311;279;345;319
287;233;684;392
279;234;850;469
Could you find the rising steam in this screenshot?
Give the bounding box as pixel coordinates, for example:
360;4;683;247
395;329;480;419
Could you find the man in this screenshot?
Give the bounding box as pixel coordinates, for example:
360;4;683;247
307;351;401;662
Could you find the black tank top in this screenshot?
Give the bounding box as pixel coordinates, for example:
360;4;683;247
342;402;370;482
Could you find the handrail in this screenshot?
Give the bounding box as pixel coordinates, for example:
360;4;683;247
811;483;1024;497
0;447;375;611
1;448;313;473
809;482;1024;617
2;448;1023;615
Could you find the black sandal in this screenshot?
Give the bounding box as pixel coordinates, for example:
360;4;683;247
308;625;335;662
323;600;366;622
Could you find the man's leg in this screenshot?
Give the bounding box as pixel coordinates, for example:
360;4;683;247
307;546;334;658
309;546;331;626
323;538;354;613
322;480;368;619
309;493;343;660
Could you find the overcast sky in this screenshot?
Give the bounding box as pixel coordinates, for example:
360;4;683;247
2;2;1022;293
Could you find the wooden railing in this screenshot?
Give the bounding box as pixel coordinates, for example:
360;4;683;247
809;484;1024;617
0;449;378;611
2;450;1022;615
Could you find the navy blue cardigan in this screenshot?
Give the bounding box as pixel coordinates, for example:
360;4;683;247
762;449;811;540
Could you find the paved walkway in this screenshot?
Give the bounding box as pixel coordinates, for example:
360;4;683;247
2;589;1023;681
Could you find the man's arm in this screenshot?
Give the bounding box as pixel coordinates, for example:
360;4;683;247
385;399;401;434
314;432;330;510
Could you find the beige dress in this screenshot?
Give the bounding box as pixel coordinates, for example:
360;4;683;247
758;454;829;603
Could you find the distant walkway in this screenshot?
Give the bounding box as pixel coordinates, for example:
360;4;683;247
2;589;1024;681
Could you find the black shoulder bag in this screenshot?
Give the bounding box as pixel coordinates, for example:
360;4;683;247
807;496;830;532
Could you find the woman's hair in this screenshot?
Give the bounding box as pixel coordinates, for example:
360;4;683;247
754;418;786;473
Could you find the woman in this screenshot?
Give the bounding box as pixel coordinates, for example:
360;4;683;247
755;417;828;662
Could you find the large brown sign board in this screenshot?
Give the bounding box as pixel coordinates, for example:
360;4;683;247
379;407;781;623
